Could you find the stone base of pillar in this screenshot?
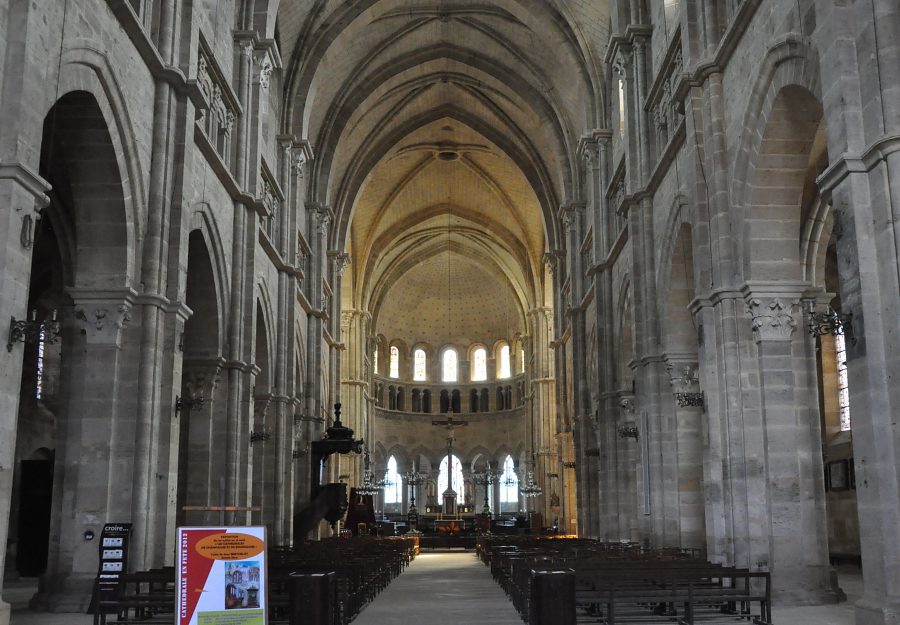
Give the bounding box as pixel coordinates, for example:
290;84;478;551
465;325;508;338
0;600;9;625
772;566;845;606
855;595;900;625
29;574;94;613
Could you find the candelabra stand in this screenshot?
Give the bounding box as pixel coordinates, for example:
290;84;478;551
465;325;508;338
473;466;498;517
403;467;424;529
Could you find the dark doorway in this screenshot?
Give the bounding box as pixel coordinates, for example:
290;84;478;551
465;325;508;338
16;457;54;576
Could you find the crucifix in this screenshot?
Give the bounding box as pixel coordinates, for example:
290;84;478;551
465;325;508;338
431;415;468;515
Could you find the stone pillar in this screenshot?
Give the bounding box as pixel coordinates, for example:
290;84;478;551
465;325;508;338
251;392;274;530
615;395;640;542
818;154;900;623
180;359;225;527
36;291;134;611
0;163;49;624
745;291;840;603
664;360;705;550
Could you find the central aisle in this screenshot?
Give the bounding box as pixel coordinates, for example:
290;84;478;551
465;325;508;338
353;551;523;625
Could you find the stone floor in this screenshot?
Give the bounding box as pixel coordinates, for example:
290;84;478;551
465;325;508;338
2;558;864;624
353;551;524;625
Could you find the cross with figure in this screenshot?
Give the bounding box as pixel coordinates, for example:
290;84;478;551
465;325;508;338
431;415;468;515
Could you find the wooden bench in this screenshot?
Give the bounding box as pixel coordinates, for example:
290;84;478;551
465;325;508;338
475;537;772;625
92;568;175;625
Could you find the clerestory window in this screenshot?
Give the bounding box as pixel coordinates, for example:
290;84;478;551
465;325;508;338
389;345;399;379
442;349;458;383
471;347;487;382
414;348;427;381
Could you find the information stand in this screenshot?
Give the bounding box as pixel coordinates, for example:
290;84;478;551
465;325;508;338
177;527;267;625
90;523;132;616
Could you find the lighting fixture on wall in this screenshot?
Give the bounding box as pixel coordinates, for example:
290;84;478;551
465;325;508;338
250;428;272;444
807;306;854;343
175;393;205;415
7;309;60;352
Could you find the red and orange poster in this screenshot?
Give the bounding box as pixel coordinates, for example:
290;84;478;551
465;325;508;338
176;527;267;625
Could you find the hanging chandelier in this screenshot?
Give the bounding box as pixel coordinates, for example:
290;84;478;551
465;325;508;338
356;447;382;496
519;468;542;499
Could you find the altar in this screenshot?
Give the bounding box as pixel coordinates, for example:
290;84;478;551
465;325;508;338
420;504;477;533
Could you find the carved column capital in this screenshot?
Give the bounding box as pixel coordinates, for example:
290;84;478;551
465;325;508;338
666;360;699;393
746;296;799;342
69;289;136;347
254;51;273;89
182;357;225;400
619;394;635;417
316;209;332;236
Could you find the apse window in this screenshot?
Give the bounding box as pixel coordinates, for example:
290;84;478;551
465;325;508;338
383;456;402;510
618;78;626;138
835;330;851;431
519;348;525;374
389;346;399;379
413;348;427;381
498;344;511;379
500;455;518;512
442;349;458;383
373;346;379;374
471;347;487;382
438;454;465;503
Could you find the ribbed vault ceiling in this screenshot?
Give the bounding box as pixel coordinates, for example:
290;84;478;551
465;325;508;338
276;0;609;347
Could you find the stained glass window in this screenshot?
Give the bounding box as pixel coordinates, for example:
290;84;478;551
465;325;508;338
437;454;465;504
384;456;402;505
414;348;427;381
500;455;518;510
389;345;399;378
471;347;487;381
442;349;457;382
835;330;851;431
498;344;511;379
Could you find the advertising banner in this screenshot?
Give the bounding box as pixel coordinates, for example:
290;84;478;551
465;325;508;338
177;527;267;625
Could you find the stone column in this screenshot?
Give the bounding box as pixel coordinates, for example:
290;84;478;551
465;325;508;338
818;156;900;623
339;307;368;514
180;359;224;526
36;290;134;611
251;392;273;530
616;395;640;542
0;163;49;624
665;360;705;550
745;291;840;603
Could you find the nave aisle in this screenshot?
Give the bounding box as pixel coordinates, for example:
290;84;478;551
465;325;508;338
352;551;523;625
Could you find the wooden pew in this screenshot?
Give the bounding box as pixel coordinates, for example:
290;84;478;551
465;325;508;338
476;537;772;625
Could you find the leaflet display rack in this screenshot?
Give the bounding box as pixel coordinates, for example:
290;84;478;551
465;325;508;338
91;523;132;614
